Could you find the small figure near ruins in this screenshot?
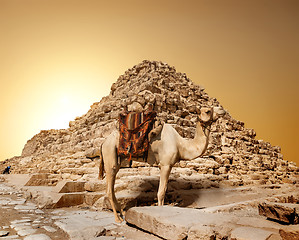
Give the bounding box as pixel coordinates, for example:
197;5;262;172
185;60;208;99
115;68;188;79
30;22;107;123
98;104;225;222
2;166;11;174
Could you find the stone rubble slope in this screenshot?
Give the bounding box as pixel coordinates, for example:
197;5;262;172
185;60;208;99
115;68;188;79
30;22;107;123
2;60;298;186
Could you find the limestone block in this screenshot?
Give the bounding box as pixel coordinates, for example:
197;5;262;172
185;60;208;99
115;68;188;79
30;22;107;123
85;148;101;158
54;193;85;208
25;173;50;186
218;166;228;174
172;167;193;176
61;173;71;180
279;225;299;240
19;157;33;166
102;104;112;113
57;181;86;193
61;167;96;175
231;227;275;240
125;206;237;240
282;178;296;184
125;206;190;240
258;202;299;224
250;174;268;181
84;181;106;192
237;216;283;230
187;225;216;240
127;180;153;192
189;225;233;240
127;102;143;112
267;233;284;240
85;192;105;205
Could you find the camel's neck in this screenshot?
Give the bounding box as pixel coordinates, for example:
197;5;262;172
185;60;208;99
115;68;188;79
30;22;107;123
194;121;210;141
179;121;211;160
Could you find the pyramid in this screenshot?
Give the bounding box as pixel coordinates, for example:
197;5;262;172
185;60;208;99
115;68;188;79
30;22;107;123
3;60;298;185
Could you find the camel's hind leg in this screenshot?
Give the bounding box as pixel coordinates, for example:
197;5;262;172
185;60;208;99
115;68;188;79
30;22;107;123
157;165;172;206
106;165;123;223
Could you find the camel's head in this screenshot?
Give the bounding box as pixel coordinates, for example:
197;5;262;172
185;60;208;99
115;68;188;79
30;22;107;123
199;107;214;124
199;107;226;124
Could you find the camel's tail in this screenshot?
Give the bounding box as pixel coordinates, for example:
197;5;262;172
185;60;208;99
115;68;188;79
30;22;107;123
98;143;105;180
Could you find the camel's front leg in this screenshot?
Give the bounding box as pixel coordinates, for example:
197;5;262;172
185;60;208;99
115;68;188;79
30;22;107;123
106;167;123;223
157;165;172;206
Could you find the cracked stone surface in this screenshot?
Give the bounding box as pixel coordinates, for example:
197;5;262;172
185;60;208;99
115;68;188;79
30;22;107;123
0;180;161;239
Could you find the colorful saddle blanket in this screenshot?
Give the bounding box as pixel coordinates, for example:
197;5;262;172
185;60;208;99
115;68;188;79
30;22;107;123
118;110;156;162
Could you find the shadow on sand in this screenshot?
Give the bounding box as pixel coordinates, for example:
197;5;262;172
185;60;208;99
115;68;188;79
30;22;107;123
120;176;225;211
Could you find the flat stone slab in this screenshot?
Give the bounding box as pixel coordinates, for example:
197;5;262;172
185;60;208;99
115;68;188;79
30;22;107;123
24;234;52;240
125;206;238;240
11;219;32;224
14;204;37;211
17;228;37;236
231;227;274;240
42;226;57;232
258;202;299;224
53;210;118;240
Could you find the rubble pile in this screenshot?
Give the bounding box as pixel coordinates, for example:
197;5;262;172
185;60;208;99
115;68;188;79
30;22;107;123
2;60;298;186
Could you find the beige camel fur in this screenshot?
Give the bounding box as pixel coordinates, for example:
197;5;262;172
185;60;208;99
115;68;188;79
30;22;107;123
98;107;225;222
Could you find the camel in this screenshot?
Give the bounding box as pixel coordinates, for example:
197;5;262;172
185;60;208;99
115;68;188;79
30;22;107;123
98;106;225;222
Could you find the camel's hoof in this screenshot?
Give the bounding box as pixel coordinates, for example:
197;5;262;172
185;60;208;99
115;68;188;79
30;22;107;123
115;215;124;223
120;210;125;217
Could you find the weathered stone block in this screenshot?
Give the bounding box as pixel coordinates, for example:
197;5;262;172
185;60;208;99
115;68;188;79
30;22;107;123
85;192;105;205
125;206;237;240
258;202;299;224
84;181;106;192
231;227;275;240
187;225;216;240
57;181;86;193
279;225;299;240
54;193;85;208
25;174;53;186
85;147;101;158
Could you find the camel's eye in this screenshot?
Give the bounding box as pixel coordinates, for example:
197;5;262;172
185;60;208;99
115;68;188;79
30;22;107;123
206;110;210;114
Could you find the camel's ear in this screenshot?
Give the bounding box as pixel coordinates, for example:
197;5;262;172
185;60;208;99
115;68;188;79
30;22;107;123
213;107;226;121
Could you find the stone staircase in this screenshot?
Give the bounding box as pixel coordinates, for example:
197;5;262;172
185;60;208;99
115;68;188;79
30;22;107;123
3;174;86;208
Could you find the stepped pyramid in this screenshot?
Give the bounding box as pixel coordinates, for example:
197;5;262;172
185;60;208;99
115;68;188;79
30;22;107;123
3;60;298;185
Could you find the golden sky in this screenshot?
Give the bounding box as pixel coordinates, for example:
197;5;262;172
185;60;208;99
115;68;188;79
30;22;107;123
0;0;298;165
